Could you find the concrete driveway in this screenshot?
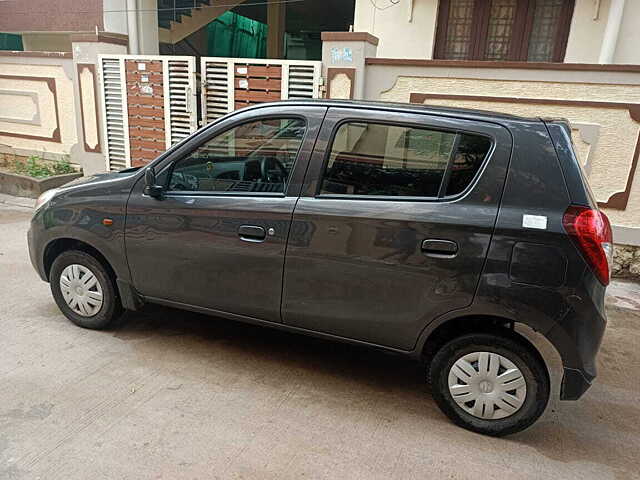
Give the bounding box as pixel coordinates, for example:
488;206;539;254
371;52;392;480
1;201;639;480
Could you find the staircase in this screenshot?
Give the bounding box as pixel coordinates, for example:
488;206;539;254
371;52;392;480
158;0;244;44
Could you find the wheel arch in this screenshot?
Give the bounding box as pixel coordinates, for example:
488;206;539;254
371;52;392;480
417;314;562;398
43;238;117;284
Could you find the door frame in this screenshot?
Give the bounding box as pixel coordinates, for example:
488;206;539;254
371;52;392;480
124;104;329;321
299;106;509;200
281;106;514;350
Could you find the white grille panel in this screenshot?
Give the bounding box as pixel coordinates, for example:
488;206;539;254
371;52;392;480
287;63;321;99
202;59;231;125
166;58;197;146
100;58;129;171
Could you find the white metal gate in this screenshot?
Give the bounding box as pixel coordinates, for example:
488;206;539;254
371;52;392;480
99;55;322;171
98;55;197;170
201;57;323;125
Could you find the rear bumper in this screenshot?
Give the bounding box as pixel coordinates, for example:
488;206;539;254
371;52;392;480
545;283;607;401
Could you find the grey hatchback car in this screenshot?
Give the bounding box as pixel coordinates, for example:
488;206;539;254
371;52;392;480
28;100;611;436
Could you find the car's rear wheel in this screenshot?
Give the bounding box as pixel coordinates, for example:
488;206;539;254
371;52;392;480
430;332;549;436
50;250;123;329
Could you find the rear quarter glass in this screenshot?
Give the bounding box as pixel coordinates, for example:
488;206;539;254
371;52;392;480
567;132;598;206
544;120;597;208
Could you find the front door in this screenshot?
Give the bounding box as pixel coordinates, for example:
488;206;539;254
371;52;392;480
125;105;326;322
282;107;512;349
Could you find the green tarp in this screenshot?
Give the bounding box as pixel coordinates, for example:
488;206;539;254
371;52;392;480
0;33;23;51
207;11;267;58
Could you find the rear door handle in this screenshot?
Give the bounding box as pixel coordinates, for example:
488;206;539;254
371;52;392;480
421;239;458;257
238;225;266;242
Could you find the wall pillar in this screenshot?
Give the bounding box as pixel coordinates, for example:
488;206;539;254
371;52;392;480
599;0;626;64
321;32;378;100
267;0;286;59
104;0;158;55
70;33;128;174
126;0;140;54
137;0;160;55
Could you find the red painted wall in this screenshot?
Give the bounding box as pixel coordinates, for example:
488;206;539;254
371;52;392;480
0;0;103;32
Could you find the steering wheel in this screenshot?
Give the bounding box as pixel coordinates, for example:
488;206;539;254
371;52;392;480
259;157;288;183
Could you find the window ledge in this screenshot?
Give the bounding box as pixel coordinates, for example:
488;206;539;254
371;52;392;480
364;58;640;73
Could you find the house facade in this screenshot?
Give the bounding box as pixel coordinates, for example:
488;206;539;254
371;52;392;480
353;0;637;65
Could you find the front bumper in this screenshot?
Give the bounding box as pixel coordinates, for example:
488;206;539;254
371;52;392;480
27;215;48;282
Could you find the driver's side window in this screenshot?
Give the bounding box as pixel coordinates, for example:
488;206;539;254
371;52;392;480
168;117;307;194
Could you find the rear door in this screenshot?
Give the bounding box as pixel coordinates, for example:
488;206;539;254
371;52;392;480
281;107;512;350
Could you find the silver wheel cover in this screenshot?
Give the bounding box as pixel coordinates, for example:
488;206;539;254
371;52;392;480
59;264;104;317
448;351;527;420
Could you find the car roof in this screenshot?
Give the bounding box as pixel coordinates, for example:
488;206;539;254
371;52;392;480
251;99;540;124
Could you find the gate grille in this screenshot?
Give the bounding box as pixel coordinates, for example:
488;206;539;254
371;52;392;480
99;55;197;170
287;64;320;99
166;58;196;147
99;58;129;171
98;56;322;170
201;59;230;125
201;58;322;126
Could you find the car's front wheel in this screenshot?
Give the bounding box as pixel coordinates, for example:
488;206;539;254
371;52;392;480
430;332;550;436
50;250;123;329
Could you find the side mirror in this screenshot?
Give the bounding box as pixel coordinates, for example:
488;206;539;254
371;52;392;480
143;167;163;199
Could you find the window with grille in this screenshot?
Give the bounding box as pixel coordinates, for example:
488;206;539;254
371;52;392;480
485;0;518;61
442;0;475;60
434;0;574;62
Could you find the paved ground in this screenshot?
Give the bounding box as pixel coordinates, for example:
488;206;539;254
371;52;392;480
1;200;640;480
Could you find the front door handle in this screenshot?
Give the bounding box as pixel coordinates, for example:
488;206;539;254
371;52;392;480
238;225;266;242
421;239;458;257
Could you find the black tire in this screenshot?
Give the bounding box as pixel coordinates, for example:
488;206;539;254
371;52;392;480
50;250;123;330
430;332;549;437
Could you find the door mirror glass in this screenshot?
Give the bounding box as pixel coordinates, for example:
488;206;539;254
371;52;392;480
144;167;163;198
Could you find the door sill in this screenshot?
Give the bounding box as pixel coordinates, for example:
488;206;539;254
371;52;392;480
144;296;413;356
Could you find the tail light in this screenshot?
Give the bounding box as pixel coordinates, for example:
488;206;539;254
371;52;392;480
563;206;613;285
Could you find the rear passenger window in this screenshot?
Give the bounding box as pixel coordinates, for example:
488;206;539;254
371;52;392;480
446;133;492;196
320;122;491;198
